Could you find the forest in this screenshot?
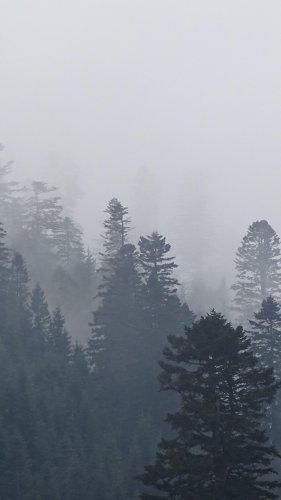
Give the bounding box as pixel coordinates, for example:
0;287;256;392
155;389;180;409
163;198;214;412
0;152;280;499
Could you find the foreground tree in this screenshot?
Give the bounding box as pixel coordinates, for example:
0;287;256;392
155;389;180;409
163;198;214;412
249;297;281;448
140;311;280;500
232;220;281;322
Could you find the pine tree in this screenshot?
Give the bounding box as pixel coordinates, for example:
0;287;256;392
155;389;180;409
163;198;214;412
139;231;178;307
89;242;142;360
54;216;84;266
232;220;281;322
139;311;280;500
23;181;62;243
138;231;194;451
138;231;182;358
89;243;143;421
100;198;131;271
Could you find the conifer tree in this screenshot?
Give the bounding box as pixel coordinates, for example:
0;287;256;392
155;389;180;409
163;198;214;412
139;231;178;306
89;243;143;424
0;222;10;325
23;181;62;243
9;252;29;303
138;231;194;440
0;147;22;235
249;296;281;448
30;284;50;351
138;231;184;353
232;220;281;322
100;198;131;271
48;307;71;365
7;252;31;344
54;216;84;266
140;311;280;500
0;222;10;287
249;296;281;374
90;243;142;360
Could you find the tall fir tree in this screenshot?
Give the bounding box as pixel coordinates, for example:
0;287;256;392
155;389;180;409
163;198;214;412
139;231;178;307
140;311;280;500
100;198;131;272
232;220;281;322
89;243;143;425
54;216;84;266
138;231;190;355
138;231;195;456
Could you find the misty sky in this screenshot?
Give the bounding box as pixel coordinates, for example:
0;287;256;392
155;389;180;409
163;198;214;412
1;1;281;287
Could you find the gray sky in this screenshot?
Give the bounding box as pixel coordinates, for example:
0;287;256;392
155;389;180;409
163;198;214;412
1;1;281;288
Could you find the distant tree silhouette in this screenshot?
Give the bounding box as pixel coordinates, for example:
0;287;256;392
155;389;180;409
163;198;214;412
232;220;281;322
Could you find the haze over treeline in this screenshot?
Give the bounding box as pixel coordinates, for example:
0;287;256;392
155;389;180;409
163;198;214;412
2;1;281;499
2;1;281;294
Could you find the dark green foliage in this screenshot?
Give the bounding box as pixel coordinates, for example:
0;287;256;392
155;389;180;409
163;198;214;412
88;216;195;498
2;172;281;500
138;231;193;404
89;243;144;433
139;231;178;305
232;220;281;322
0;229;106;498
139;311;280;500
138;230;181;354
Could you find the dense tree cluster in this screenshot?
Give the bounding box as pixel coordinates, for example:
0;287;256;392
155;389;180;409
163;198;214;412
0;228;101;498
140;312;280;500
0;150;281;499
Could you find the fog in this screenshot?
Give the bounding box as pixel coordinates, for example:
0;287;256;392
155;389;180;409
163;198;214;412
2;4;281;495
2;0;281;291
